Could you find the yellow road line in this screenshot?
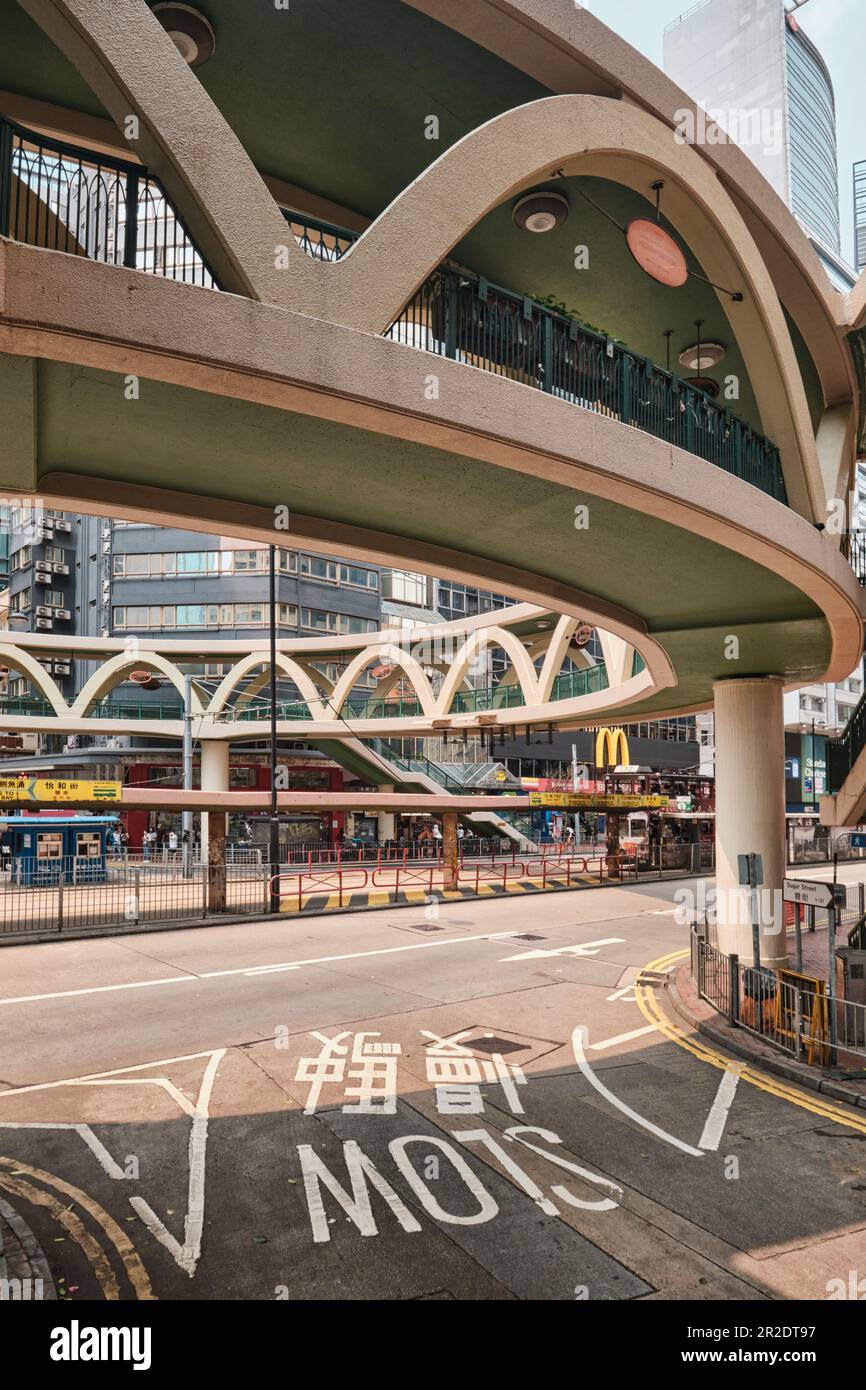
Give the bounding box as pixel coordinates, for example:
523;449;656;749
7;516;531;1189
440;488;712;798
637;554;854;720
636;950;866;1135
0;1157;155;1299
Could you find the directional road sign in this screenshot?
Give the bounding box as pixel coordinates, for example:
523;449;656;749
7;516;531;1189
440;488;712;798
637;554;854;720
782;878;846;909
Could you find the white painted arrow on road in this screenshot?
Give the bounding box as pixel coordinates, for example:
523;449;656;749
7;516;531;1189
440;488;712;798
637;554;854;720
500;937;625;961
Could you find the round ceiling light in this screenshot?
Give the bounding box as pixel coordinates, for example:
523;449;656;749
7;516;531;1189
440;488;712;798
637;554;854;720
678;341;725;371
512;191;569;234
152;4;216;67
685;375;721;400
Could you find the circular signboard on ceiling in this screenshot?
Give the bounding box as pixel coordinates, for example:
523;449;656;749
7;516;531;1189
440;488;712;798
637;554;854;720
625;218;688;287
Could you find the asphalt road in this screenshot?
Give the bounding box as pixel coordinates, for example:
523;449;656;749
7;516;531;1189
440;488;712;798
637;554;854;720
1;870;866;1302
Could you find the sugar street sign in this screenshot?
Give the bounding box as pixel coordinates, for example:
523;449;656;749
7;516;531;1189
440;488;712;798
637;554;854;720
782;878;846;909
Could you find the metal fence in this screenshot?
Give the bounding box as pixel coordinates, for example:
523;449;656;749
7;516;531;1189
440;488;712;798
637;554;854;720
385;268;787;504
0;115;217;287
692;927;866;1066
0;856;273;938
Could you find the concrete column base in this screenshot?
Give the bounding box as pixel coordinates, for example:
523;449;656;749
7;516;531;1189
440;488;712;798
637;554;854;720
713;676;786;967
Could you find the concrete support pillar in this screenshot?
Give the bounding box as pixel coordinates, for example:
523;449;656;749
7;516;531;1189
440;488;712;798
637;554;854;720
713;677;786;966
199;741;230;867
378;785;396;842
442;813;459;890
207;810;227;914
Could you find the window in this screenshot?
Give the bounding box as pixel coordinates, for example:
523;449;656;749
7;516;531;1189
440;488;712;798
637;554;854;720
301;556;338;583
43;546;66;564
10;588;30;612
113;603;297;631
278;549;298;573
278;604;298;626
43;590;65;608
300;608;378;635
11;547;30;572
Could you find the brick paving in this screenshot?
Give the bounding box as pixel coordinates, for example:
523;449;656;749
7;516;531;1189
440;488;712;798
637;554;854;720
0;1199;56;1301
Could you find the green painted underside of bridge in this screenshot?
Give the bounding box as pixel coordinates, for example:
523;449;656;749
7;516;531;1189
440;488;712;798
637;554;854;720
8;356;831;717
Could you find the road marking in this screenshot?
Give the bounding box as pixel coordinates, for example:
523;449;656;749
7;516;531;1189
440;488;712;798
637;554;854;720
635;951;866;1136
0;930;521;1007
588;1025;656;1051
571;1026;704;1157
128;1049;223;1278
0;1157;155;1299
0;1122;128;1178
698;1068;741;1151
500;937;625;962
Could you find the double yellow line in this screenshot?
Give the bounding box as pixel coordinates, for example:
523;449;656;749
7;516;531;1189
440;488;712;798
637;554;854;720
636;949;866;1135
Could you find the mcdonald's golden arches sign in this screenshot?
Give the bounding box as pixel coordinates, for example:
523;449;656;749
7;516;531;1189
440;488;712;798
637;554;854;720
595;727;629;767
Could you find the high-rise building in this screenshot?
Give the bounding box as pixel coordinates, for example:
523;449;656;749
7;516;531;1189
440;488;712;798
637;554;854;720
664;0;843;267
855;160;866;274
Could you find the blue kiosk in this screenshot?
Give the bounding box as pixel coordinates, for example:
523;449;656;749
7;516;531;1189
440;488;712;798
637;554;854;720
0;815;118;885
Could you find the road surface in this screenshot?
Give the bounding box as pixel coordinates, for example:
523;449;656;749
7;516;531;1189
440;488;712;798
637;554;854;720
1;867;865;1301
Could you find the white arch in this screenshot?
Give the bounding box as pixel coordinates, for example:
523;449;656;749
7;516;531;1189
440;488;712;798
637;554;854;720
0;644;69;716
206;651;327;718
71;652;206;718
436;627;540;715
330;645;438;718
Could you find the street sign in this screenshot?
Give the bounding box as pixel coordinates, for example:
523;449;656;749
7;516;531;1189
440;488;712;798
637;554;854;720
851;833;866;850
0;778;121;804
782;878;846;909
737;853;763;887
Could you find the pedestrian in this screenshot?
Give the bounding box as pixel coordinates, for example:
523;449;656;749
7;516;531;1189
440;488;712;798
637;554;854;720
168;828;178;860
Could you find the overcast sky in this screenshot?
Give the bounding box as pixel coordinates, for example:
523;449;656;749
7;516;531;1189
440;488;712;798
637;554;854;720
582;0;862;265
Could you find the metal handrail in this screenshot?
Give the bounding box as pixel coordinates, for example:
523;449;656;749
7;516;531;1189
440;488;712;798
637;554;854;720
0;113;218;287
385;267;787;503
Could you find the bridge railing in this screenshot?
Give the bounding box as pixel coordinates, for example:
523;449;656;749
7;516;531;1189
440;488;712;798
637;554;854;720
0;114;217;287
385;267;787;504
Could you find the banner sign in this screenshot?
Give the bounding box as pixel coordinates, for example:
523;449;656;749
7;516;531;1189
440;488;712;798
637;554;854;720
0;778;122;803
528;792;667;809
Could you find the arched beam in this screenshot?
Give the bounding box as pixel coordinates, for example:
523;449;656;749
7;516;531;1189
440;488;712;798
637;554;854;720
333;94;823;519
16;0;313;305
71;651;204;717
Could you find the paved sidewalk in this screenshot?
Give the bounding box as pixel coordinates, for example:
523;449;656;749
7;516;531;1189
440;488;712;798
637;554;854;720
0;1199;56;1300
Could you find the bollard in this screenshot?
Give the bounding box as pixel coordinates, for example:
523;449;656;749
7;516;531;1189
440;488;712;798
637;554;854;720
57;876;64;933
728;953;740;1027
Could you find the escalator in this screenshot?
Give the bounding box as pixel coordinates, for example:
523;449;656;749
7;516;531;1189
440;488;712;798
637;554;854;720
314;737;535;850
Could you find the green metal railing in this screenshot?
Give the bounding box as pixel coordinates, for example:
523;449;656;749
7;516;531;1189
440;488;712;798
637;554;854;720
840;530;866;587
828;686;866;792
0;115;217;286
0;661;609;725
280;209;358;261
385;268;787;503
368;739;465;792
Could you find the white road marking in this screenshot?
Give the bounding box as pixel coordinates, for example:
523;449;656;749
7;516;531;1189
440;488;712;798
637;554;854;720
698;1068;742;1152
500;937;625;962
128;1049;225;1278
0;1122;127;1179
605;985;637;1003
588;1025;656;1051
0;930;520;1008
0;1049;220;1099
571;1026;704;1157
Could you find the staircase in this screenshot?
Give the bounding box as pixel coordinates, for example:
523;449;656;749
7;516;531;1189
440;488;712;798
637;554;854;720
824;688;866;825
316;737;536;850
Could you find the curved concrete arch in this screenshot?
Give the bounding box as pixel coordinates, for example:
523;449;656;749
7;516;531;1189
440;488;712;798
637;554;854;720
71;651;205;718
330;645;438;719
404;0;853;412
206;651;327;718
0;644;68;715
332;93;823;519
16;0;314;307
436;626;541;716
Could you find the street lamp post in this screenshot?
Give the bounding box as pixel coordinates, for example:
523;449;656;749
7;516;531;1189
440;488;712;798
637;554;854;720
268;544;281;911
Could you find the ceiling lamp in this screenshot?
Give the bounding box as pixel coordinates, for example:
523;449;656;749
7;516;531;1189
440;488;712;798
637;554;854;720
152;4;216;66
512;191;569;234
678;341;725;371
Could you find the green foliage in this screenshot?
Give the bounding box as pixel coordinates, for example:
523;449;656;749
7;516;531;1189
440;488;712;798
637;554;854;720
529;294;627;347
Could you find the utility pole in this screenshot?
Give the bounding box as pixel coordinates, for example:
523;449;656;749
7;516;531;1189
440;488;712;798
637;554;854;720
182;673;193;878
269;543;281;910
571;741;581;848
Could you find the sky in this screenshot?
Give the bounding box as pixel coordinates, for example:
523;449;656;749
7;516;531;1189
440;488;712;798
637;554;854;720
581;0;863;265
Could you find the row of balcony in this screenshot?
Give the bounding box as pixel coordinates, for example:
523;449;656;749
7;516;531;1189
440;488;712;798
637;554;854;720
0;114;787;505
